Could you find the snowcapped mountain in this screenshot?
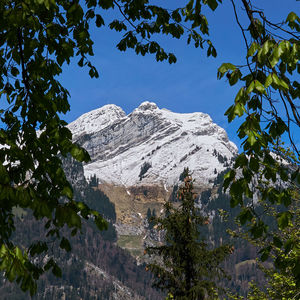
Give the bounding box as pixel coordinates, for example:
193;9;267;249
68;101;238;187
68;104;126;140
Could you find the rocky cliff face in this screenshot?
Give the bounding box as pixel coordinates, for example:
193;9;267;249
68;101;238;187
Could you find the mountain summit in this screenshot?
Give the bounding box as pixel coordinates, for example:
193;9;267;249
68;102;237;187
68;104;126;140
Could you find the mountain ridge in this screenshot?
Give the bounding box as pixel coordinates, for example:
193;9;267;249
68;101;238;187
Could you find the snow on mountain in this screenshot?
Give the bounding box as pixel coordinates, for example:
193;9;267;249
68;101;238;187
68;104;126;140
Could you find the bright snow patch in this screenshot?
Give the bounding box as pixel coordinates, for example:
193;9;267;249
69;101;238;187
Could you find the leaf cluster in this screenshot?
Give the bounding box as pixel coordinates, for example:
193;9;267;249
217;3;300;287
0;0;109;293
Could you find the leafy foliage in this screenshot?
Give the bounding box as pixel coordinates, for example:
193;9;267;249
145;170;231;299
0;0;111;294
246;200;300;299
224;145;300;299
216;1;300;286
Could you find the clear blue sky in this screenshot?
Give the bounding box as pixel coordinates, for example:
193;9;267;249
60;0;299;148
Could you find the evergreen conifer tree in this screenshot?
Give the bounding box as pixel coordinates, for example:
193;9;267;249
146;169;232;299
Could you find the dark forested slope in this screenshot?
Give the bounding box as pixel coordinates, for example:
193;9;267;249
0;157;162;300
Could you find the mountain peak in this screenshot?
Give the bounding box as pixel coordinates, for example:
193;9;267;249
136;101;158;111
68;104;126;139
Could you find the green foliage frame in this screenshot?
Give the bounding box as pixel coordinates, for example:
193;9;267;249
0;0;299;295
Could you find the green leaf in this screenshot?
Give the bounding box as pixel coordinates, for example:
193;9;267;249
257;40;274;64
109;20;127;32
273;236;283;248
239;209;253;225
70;144;90;162
271;73;289;90
60;237;71;252
230;196;240;208
249;156;259;172
270;41;289;67
264;73;273;88
233;102;245;117
207;0;218;11
217;63;236;79
52;264;62;278
234;87;246;104
284;239;294;254
292;261;300;279
277;211;292;229
229;70;242;86
94;215;108;231
229;181;243;205
171;10;181;23
71;228;78;236
259;247;271;262
247;42;260;57
246;80;255;94
286;11;300;23
15;247;23;260
44;259;54;271
62;185;73;199
168;53;177;64
95;14;105;27
223;169;236;191
29;242;48;256
7;263;17;281
234;153;248;168
224;169;235;180
0;244;8;257
68;211;81;228
0;164;10;184
247;132;256;146
78;57;84;67
224;105;235;122
261;40;274;57
251;221;266;239
254;80;266;95
279;78;289;90
279;168;288;182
